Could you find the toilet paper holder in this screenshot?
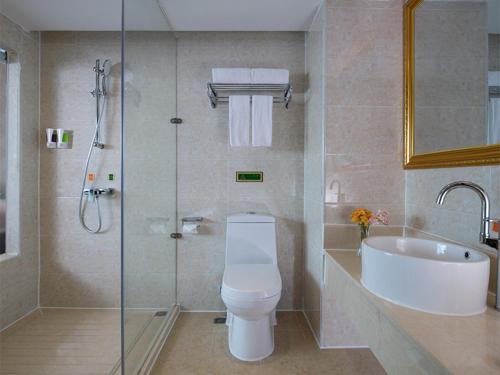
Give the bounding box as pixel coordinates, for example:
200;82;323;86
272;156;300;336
181;217;203;236
182;217;203;223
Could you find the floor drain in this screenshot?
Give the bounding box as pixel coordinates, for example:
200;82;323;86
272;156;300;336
214;317;226;324
154;311;168;317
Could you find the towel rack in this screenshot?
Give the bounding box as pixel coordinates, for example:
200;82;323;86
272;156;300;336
207;82;292;109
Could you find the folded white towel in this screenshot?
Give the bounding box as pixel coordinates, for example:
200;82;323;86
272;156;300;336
212;68;251;84
251;69;289;84
251;95;273;147
229;96;251;147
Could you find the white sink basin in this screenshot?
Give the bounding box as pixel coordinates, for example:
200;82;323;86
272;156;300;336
361;236;490;316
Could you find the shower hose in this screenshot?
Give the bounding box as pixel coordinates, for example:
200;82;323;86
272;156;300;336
78;95;107;234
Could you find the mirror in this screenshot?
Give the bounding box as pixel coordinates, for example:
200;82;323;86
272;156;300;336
404;0;500;168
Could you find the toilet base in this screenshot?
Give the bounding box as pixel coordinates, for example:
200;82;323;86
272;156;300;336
226;311;276;361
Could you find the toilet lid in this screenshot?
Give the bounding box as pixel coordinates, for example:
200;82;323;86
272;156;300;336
222;264;282;300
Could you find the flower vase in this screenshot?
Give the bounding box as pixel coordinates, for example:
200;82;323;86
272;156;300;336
357;224;370;256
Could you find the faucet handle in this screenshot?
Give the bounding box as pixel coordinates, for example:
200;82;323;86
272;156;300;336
490;218;500;225
491;218;499;232
484;218;500;249
485;218;500;234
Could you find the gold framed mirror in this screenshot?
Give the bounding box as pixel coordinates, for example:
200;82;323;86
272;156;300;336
404;0;500;169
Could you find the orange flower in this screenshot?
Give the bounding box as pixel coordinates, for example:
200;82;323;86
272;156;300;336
350;208;373;226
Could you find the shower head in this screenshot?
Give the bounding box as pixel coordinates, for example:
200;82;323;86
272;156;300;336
102;60;111;76
100;60;111;97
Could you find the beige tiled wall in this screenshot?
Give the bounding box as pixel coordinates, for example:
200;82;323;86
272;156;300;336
321;0;405;347
323;0;405;231
39;31;178;309
176;32;305;311
303;2;326;342
39;31;305;311
39;32;121;307
0;14;39;329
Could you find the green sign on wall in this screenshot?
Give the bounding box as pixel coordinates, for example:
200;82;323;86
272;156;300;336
236;171;263;182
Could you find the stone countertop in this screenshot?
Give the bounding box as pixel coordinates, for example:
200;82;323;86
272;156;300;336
325;249;500;375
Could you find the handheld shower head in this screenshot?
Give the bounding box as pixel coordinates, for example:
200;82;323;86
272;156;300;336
102;60;111;76
101;60;111;96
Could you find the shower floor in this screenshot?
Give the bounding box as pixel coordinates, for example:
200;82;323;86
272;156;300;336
0;308;159;375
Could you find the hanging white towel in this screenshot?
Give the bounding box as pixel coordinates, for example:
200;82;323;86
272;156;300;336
251;69;289;84
212;68;251;84
488;98;500;145
229;95;250;147
251;95;273;147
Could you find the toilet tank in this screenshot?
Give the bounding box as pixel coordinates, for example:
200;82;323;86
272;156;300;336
225;213;277;265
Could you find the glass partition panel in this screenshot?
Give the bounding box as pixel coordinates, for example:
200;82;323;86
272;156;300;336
0;51;6;255
121;0;177;373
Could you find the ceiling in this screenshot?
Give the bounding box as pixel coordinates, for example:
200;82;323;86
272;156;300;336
0;0;322;32
158;0;321;31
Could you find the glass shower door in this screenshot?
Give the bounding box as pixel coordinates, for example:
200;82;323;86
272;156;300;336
121;0;178;373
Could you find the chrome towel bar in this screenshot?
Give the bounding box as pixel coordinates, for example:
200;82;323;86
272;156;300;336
207;82;292;109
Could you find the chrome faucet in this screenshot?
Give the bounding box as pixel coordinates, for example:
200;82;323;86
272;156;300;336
436;181;499;310
436;181;494;246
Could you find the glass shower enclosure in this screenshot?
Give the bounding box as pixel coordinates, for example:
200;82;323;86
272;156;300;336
0;49;6;256
121;0;179;373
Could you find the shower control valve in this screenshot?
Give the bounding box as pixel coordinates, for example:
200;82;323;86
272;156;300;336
90;89;103;98
84;188;115;202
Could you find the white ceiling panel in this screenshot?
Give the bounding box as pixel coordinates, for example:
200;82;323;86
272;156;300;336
158;0;322;31
0;0;169;31
0;0;321;32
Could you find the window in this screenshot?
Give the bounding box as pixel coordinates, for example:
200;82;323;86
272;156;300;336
0;48;7;255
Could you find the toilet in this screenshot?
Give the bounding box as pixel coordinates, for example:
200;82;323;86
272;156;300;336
221;213;282;361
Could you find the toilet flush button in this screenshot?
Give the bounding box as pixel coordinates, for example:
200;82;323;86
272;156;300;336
246;211;256;215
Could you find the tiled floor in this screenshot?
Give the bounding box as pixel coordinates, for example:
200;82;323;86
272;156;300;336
1;310;385;374
0;308;155;375
152;312;386;374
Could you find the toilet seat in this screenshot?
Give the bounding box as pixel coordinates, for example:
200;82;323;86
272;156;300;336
222;264;282;301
